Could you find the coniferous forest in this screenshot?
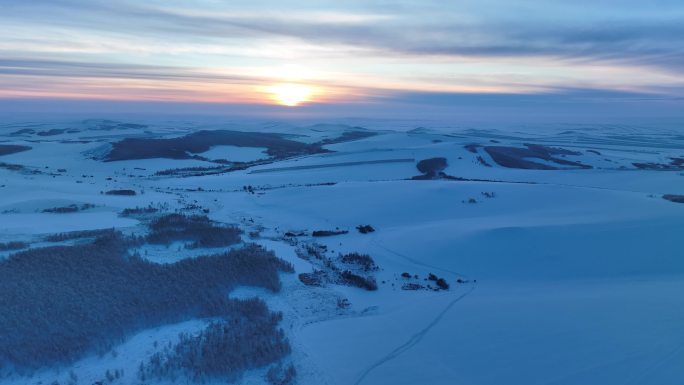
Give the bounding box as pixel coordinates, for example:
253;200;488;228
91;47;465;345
0;231;293;371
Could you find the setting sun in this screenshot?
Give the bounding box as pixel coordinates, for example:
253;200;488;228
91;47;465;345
269;83;313;106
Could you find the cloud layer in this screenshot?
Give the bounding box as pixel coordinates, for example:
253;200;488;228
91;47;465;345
1;0;683;115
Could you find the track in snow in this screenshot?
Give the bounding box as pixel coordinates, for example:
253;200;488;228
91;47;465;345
353;284;476;385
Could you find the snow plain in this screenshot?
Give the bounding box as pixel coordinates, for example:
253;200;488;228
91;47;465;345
0;120;682;385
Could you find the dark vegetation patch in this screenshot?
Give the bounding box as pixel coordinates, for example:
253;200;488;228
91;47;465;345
84;119;147;131
476;155;492;167
0;241;27;251
146;214;241;248
356;224;375;234
42;203;95;214
0;144;31;156
45;228;117;242
296;245;378;291
312;230;348;237
104;189;136;196
398;271;453;291
9;129;35;136
121;205;159;217
464;143;480;153
298;271;325;286
104;130;327;162
340;271;377;291
428;273;450;290
250;158;414;174
402;283;425;290
412;157;460;180
317;130;376;145
340;252;377;272
155;164;289;178
266;363;297;385
0;233;293;370
0;161;45;175
416;157;447;176
139;303;290;383
0;162;24;171
484;143;591;170
663;194;684;203
633;157;684;171
155;165;226;177
36;129;66;137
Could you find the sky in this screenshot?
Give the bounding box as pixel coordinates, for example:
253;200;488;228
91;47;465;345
1;0;683;120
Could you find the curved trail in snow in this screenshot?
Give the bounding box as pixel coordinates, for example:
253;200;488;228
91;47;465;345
372;238;468;278
352;284;476;385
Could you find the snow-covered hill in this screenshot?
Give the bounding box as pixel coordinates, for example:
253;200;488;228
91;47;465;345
0;119;682;385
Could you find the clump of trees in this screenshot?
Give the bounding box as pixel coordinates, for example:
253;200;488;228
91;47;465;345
104;129;326;162
104;189;136;196
120;205;159;216
312;230;348;237
0;162;27;172
663;194;684;204
402;283;424;291
146;214;241;248
300;243;326;260
435;278;450;290
296;245;379;291
416;157;448;176
155;166;225;176
140;301;291;383
0;144;31;156
340;252;377;272
45;228;118;242
340;270;378;291
428;273;450;290
0;233;292;370
42;203;95;213
298;271;326;287
356;225;375;234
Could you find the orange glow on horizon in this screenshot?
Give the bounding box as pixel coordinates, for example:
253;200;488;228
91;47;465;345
267;83;314;106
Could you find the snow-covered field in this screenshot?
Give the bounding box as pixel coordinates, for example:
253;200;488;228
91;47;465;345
0;119;682;385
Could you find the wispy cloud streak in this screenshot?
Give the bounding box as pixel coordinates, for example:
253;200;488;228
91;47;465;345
0;0;683;108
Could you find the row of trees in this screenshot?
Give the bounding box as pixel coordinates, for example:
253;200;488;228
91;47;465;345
146;214;242;248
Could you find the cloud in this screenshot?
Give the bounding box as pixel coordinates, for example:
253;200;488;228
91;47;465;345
378;87;682;107
0;58;258;83
4;0;684;74
1;0;683;110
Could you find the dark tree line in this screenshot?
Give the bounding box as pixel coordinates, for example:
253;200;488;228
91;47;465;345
120;206;159;216
104;189;137;196
340;270;378;291
42;204;95;214
0;144;31;156
105;129;327;162
45;228;117;242
146;214;242;248
0;241;27;251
